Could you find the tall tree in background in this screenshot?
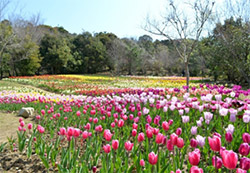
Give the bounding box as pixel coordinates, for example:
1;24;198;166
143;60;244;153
144;0;214;91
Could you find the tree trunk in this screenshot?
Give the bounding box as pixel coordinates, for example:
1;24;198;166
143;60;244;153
185;62;190;92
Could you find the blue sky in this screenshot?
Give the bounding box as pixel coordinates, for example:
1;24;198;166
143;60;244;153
7;0;167;39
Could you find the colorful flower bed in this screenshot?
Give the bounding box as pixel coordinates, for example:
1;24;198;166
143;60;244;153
4;75;206;95
0;83;250;172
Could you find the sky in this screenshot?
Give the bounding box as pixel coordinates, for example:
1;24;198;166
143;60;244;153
6;0;167;39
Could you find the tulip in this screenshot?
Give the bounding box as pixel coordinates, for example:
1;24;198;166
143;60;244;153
138;133;145;142
93;118;98;124
208;136;221;152
182;116;190;123
73;128;81;138
27;123;32;130
112;140;119;150
148;152;158;165
103;144;111;153
162;121;169;131
238;143;250;156
170;133;178;145
176;128;182;136
176;137;184;148
111;122;115;128
103;129;113;141
168;119;173;125
188;149;200;166
60;127;66;136
67;127;74;136
242;133;250;143
76;111;81;116
221;150;238;170
117;119;124;127
124;141;134;151
167;139;174;151
225;132;233;143
236;168;247;173
212;156;222;169
191;126;197;135
196;135;205;147
190;138;198;148
155;133;164;144
240;157;250;171
82;131;88;139
20;121;25;127
189;166;203;173
92;166;97;173
146;129;153;138
132;129;137;137
140;159;145;166
19;118;23;123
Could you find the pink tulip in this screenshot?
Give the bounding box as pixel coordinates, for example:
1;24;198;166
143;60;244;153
90;110;96;115
176;137;184;148
138;133;145;142
20;121;25;127
132;123;138;129
240;157;250;171
189;166;203;173
112;140;119;150
238;143;250;156
103;144;111;153
236;168;247;173
27;123;32;130
132;129;137;137
93;118;98;124
84;123;91;130
176;128;182;136
82;131;88;139
155;133;164;144
188;149;200;166
111;122;115;128
162;121;169;131
170;133;178;146
124;141;134;151
225;132;233;143
103;129;113;141
73;128;81;138
167;139;174;151
140;159;145;166
221;150;238;170
148;152;158;165
18;126;22;131
190;138;198;148
41;109;45;115
76;111;81;117
67;127;74;136
60;127;66;136
212;156;222;169
117;119;124;127
242;133;250;144
208;136;221;152
19;118;23;123
146;129;153;138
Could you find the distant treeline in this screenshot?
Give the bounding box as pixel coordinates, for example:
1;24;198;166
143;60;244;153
0;17;249;86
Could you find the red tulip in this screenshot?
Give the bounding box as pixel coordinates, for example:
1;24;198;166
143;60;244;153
112;140;119;150
124;141;134;151
103;144;111;153
221;150;238;170
208;136;221;152
189;166;203;173
148;152;158;165
239;143;250;156
188;149;200;166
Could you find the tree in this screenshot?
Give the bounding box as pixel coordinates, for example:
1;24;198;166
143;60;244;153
144;0;214;91
40;34;73;74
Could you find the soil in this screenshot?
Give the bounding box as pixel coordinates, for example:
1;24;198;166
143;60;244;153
0;111;46;173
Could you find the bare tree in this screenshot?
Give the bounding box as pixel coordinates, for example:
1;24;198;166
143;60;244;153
144;0;214;91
